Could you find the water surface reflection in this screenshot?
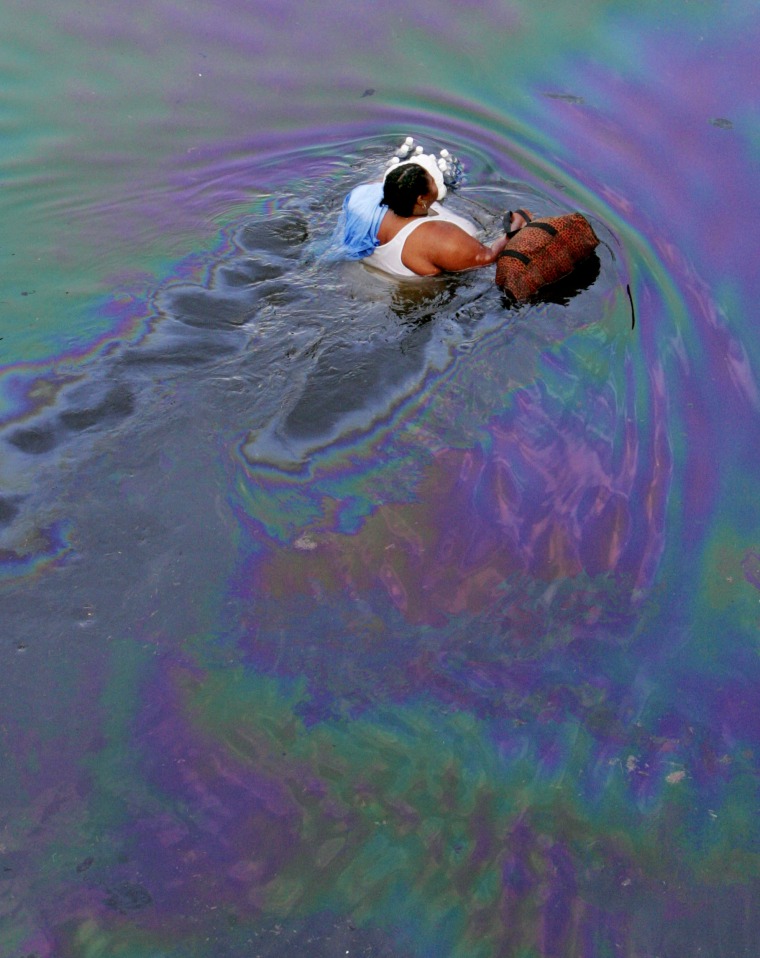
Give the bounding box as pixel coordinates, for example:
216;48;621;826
2;3;760;957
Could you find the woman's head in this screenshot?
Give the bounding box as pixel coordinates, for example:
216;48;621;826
382;162;437;216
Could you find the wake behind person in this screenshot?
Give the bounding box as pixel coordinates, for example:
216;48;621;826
330;139;530;278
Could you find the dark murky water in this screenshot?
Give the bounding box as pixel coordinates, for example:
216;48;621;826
2;3;760;956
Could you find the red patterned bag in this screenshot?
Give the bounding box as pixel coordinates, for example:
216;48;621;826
495;211;600;301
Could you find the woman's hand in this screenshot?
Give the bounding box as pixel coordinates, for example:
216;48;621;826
506;209;533;233
490;234;510;257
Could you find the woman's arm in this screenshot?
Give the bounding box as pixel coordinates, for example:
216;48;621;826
403;222;510;275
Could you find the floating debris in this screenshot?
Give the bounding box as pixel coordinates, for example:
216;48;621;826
666;770;686;785
294;534;318;552
543;92;585;104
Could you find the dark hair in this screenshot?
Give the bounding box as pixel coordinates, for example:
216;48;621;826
382;163;431;217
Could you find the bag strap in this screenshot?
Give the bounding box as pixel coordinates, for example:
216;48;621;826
524;220;557;236
497;248;531;265
504;208;535;237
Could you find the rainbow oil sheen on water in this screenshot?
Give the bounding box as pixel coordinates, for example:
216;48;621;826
2;1;760;956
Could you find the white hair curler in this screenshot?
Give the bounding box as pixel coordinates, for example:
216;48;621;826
383;137;464;200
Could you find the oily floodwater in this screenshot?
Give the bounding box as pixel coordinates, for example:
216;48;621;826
2;1;760;957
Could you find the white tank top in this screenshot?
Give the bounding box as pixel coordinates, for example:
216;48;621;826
365;203;479;278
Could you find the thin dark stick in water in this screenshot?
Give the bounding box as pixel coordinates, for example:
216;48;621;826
626;283;636;329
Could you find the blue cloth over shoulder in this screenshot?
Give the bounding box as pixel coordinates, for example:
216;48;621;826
325;182;386;261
